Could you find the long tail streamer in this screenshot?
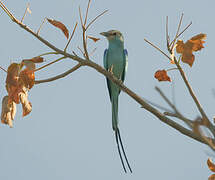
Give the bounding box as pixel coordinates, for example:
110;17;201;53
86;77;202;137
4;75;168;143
115;128;132;173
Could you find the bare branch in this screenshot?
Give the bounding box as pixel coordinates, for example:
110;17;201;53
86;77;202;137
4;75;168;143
142;98;173;112
174;57;215;134
85;9;108;30
169;21;192;47
64;22;78;52
35;63;82;84
84;0;91;26
144;38;172;61
166;16;171;53
34;56;66;72
155;86;193;128
21;3;31;23
164;112;193;127
37;18;47;35
78;6;84;28
170;13;184;51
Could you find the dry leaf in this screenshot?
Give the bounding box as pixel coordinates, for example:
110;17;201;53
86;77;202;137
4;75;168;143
176;33;206;67
209;174;215;180
47;18;69;39
19;88;32;117
154;70;171;82
19;69;35;89
1;96;16;128
30;56;44;63
6;63;22;104
208;159;215;172
87;36;100;42
6;63;20;87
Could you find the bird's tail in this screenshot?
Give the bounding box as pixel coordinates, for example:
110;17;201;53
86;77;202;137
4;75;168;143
112;96;132;173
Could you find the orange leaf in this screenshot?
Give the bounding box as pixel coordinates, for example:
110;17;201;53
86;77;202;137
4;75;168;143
176;40;185;54
88;36;100;42
47;18;69;39
1;96;16;128
20;69;35;89
22;57;44;64
190;33;206;52
19;88;32;117
6;63;20;87
176;33;206;67
6;63;22;104
209;174;215;180
154;70;171;82
208;159;215;172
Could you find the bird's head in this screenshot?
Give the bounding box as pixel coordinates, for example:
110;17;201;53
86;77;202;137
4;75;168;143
100;30;124;43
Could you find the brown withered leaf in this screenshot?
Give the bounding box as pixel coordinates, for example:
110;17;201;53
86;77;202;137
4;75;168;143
154;70;171;82
208;159;215;172
176;33;206;67
19;88;32;117
30;56;44;63
20;69;35;89
1;96;16;128
87;36;100;42
6;63;20;88
209;174;215;180
47;18;69;39
6;63;22;104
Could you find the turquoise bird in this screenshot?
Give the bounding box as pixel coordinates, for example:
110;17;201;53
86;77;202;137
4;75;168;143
100;30;132;173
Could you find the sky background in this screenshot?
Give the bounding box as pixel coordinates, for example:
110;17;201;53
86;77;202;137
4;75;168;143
0;0;215;179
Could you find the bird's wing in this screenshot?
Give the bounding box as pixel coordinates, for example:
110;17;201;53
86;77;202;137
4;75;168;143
103;49;112;100
121;49;128;83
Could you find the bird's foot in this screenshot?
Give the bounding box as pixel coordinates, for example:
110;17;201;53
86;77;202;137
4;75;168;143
108;64;114;74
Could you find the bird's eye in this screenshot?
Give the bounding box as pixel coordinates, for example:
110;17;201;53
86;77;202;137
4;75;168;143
113;32;117;36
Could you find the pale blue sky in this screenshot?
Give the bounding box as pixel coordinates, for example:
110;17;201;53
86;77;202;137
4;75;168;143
0;0;215;179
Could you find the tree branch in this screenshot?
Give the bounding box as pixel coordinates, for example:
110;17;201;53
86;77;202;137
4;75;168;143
174;58;215;134
35;63;82;84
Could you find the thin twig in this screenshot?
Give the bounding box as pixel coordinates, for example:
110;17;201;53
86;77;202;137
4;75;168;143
79;6;89;60
85;9;108;30
84;0;91;26
37;18;47;35
21;3;30;23
64;22;78;52
166;16;171;53
166;68;178;72
155;86;193;128
79;6;84;28
37;52;59;57
169;21;192;47
170;13;184;51
35;63;82;84
77;46;86;57
144;39;172;61
89;47;97;56
164;112;193;128
174;57;215;134
0;66;7;73
142;98;173;112
34;56;66;72
0;1;15;21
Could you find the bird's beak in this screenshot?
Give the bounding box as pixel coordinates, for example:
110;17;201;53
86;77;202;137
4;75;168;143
100;32;109;37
